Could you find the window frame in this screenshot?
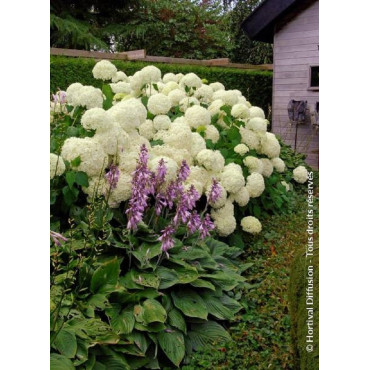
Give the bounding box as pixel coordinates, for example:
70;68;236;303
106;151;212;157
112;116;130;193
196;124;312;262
308;65;319;91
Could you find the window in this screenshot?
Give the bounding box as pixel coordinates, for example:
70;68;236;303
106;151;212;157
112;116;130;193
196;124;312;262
308;66;319;90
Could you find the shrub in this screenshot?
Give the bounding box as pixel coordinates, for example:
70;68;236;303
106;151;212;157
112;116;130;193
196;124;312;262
50;56;273;113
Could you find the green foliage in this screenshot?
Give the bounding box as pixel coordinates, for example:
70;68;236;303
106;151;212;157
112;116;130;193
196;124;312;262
289;244;319;369
185;192;318;369
50;192;248;368
51;0;230;59
50;56;273;113
227;0;273;64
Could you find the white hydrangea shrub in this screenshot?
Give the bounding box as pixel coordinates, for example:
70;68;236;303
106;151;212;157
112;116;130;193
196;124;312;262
55;61;307;236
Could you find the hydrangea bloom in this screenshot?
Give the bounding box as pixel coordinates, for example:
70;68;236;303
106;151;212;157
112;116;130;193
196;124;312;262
147;93;171;115
196;149;225;172
112;71;128;83
234;143;249;155
92;60;117;81
231;104;250;119
246;172;265;198
61;137;108;177
180;73;202;88
81;108;112;131
220;166;245;194
241;216;262;234
271;157;286;173
211;200;236;236
249;106;265;119
230;186;250;207
243;156;263;174
293;166;309;183
240;127;260;150
245;117;267;133
204;125;220;144
260;132;281;158
153;115;171;131
50;153;66;179
260;158;274;178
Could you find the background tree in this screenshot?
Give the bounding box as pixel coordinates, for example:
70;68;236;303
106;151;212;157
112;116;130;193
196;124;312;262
51;0;231;59
227;0;273;64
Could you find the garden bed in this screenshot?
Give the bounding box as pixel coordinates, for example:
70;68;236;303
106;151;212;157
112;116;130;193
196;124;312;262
184;186;319;369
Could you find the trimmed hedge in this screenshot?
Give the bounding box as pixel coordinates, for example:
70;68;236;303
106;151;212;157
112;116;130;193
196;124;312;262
50;56;273;113
289;247;319;370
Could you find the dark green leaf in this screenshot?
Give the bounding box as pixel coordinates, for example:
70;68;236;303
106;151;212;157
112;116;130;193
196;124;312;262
90;258;120;293
158;330;185;367
75;171;89;187
171;289;208;319
50;354;74;370
142;299;167;324
65;171;76;189
54;329;77;358
71;156;81;167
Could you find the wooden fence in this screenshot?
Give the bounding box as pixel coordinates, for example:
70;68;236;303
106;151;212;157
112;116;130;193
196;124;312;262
50;48;273;71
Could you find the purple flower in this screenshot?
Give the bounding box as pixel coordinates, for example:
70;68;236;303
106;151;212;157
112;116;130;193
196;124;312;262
154;193;167;216
126;145;155;230
165;181;180;209
208;178;222;204
50;231;68;246
199;213;215;239
184;185;200;210
105;164;120;189
158;225;175;257
59;91;67;104
178;160;190;182
52;91;67;105
155;158;167;187
187;212;202;234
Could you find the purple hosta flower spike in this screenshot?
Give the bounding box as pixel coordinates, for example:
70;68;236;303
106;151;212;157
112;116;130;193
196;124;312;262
50;230;68;246
158;225;175;258
59;91;67;104
155;158;167;187
52;94;58;104
126;145;155;230
199;213;215;239
209;178;222;204
184;185;200;210
187;212;202;235
178;160;190;182
105;164;120;189
154;193;167;216
165;181;178;209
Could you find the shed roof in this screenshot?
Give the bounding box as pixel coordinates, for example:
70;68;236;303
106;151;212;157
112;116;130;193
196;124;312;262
241;0;317;43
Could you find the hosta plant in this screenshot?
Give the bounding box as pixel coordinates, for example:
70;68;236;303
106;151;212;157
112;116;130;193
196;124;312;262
50;153;250;368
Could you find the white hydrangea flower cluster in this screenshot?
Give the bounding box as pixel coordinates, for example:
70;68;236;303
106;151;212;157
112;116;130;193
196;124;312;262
293;165;309;184
241;216;262;234
57;61;299;236
50;153;66;179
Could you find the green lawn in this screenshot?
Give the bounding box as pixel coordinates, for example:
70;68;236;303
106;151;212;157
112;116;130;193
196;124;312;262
183;185;319;369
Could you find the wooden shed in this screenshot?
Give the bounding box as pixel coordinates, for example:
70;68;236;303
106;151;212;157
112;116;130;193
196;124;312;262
242;0;319;168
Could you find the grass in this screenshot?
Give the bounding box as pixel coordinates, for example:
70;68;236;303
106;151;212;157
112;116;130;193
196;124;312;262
183;180;319;369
